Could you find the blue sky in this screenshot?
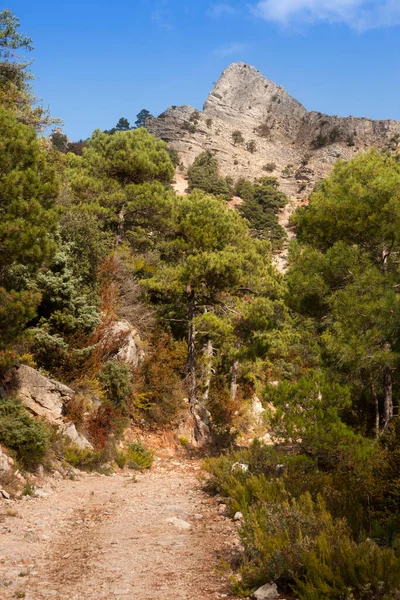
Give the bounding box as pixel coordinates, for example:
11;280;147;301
9;0;400;140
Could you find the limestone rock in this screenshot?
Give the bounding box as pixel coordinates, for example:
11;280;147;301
0;448;14;472
249;395;266;428
15;365;74;425
7;365;93;450
59;423;93;450
102;320;144;367
165;516;191;530
253;583;279;600
233;511;243;521
231;462;249;473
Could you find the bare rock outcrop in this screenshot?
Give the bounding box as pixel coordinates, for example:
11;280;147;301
15;365;74;425
3;365;93;450
147;62;400;215
101;319;144;367
0;446;14;473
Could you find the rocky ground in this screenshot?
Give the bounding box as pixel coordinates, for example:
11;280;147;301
0;459;242;600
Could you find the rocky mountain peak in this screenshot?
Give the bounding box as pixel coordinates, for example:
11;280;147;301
146;62;400;214
204;62;306;134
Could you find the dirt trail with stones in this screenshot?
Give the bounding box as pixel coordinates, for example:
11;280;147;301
0;459;240;600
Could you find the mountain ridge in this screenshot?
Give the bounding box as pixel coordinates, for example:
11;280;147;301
147;62;400;210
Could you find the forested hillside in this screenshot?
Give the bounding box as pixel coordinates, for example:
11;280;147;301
1;10;400;600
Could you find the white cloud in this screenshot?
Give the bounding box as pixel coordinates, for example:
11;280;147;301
253;0;400;31
151;1;173;30
213;42;249;57
208;3;238;18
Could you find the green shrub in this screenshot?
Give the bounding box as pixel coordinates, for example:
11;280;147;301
0;398;50;468
115;450;127;468
205;440;400;599
187;151;230;199
246;140;257;154
237;492;400;599
232;130;244;145
99;360;133;409
22;481;35;496
63;446;108;471
166;145;180;167
126;442;154;470
132;335;185;425
256;122;271;139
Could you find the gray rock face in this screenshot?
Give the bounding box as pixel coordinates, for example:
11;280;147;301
253;582;279;600
0;447;14;473
8;365;93;450
102;320;144;368
16;365;74;425
204;63;307;144
59;423;93;451
147;61;400;216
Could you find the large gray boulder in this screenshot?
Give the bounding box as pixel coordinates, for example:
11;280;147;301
15;365;74;425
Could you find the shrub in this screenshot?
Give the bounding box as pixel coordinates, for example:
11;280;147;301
256;122;271;139
232;130;244;146
263;163;276;172
87;401;129;449
63;446;108;471
189;110;200;123
182;121;196;134
132;335;185;425
312;133;328;149
347;134;356;147
246;140;257;154
329;126;340;143
166;145;180;167
237;493;400;599
0;398;50;469
126;442;154;470
99;360;133;409
187;151;230;199
205;445;400;600
206;118;213;128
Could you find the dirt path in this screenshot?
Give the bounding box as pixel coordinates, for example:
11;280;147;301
0;459;239;600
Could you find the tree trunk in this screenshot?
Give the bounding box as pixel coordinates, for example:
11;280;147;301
371;381;380;438
115;206;125;248
383;368;394;428
202;338;213;404
230;360;239;401
186;286;211;446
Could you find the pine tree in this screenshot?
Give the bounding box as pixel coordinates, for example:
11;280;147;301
0;108;59;362
135;109;151;128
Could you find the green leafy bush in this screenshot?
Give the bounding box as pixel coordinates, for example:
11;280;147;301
205;444;400;600
187;151;231;199
125;442;154;470
237;492;400;599
0;398;50;468
63;446;108;471
99;360;133;409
